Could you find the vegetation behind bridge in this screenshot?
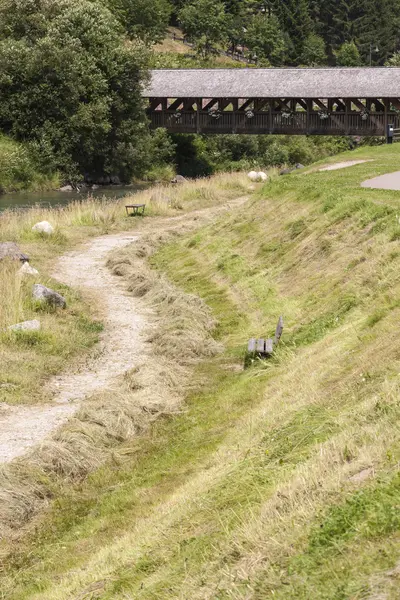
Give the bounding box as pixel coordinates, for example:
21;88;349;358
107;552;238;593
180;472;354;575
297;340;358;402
0;0;399;189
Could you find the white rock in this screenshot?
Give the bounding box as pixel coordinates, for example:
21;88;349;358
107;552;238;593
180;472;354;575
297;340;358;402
32;221;54;235
247;171;258;181
19;262;39;276
257;171;268;181
59;185;73;192
9;319;41;332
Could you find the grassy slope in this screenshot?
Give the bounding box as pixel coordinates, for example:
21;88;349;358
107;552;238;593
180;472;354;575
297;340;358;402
152;26;244;67
2;147;400;599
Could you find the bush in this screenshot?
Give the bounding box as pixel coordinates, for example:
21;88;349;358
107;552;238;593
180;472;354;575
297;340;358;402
0;0;150;182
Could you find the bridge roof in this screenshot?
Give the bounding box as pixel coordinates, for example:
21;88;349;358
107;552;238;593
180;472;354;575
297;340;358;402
144;68;400;98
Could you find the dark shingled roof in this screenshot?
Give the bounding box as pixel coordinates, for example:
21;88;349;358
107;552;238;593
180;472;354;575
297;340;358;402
144;68;400;98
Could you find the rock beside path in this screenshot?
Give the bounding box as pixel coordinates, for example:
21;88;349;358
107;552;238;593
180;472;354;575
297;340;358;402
32;284;66;308
0;242;29;263
9;319;41;332
19;262;39;276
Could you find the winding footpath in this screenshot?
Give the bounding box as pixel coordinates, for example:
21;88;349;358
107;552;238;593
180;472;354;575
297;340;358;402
0;233;149;463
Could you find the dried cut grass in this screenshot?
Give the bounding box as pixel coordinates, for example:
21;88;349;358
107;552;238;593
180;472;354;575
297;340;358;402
0;259;23;329
0;216;222;539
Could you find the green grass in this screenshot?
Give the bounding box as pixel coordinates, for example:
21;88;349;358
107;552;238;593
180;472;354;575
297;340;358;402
2;145;400;599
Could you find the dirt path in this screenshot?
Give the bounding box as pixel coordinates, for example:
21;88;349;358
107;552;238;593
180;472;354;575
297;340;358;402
0;233;149;463
0;196;249;464
319;159;373;172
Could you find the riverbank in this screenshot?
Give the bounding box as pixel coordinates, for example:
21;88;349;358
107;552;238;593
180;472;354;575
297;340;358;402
0;172;251;409
2;145;400;599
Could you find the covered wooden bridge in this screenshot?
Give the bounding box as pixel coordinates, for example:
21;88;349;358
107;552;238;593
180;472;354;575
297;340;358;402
144;68;400;137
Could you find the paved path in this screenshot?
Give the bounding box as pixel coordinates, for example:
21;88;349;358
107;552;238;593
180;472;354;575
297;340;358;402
361;170;400;190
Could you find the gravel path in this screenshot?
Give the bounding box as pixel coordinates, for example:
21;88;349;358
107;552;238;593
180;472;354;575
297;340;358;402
361;170;400;190
0;233;148;463
319;160;372;172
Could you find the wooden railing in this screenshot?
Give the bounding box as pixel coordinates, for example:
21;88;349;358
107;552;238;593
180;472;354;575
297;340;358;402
149;111;400;136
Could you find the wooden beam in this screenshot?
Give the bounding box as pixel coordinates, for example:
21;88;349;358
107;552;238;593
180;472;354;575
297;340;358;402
148;98;163;111
238;98;254;111
167;98;184;111
390;98;400;111
183;98;196;111
274;98;292;111
334;98;346;112
312;98;328;111
349;98;366;111
296;98;308;111
202;98;219;111
254;99;269;111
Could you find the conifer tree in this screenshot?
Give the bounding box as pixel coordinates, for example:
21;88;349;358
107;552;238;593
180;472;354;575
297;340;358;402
278;0;313;63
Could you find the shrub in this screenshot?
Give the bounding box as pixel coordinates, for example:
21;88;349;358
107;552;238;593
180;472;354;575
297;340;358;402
0;0;150;182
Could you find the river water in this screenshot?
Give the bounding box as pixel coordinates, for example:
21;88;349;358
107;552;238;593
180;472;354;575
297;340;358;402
0;185;146;212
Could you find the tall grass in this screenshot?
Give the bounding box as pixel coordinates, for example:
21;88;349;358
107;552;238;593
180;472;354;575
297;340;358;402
0;172;252;242
0;259;23;329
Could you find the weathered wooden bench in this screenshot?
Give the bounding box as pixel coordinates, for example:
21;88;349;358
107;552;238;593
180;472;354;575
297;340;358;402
125;203;146;216
247;316;284;361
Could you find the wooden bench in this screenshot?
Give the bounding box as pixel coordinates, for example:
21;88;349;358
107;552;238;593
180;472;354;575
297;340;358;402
247;316;284;361
125;203;146;216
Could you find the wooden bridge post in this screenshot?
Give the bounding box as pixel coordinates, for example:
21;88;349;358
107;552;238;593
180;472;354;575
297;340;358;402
161;98;167;128
232;99;238;134
344;99;351;135
196;98;201;133
306;99;312;134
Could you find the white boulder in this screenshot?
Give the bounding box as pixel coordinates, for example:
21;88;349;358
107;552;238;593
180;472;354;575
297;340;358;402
9;319;41;332
32;221;54;235
19;262;39;276
248;171;268;182
59;185;73;192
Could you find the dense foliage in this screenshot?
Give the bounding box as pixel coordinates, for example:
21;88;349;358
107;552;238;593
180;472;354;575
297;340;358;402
104;0;171;43
0;0;172;182
171;134;356;177
177;0;400;64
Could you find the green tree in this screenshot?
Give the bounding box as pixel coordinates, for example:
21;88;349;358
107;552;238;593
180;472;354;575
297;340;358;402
335;40;361;66
313;0;358;52
353;0;400;65
178;0;228;57
0;0;151;181
105;0;172;44
244;13;286;65
278;0;313;63
301;33;327;65
385;51;400;66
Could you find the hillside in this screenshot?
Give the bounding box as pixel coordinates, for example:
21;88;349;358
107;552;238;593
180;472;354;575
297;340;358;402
1;145;400;599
